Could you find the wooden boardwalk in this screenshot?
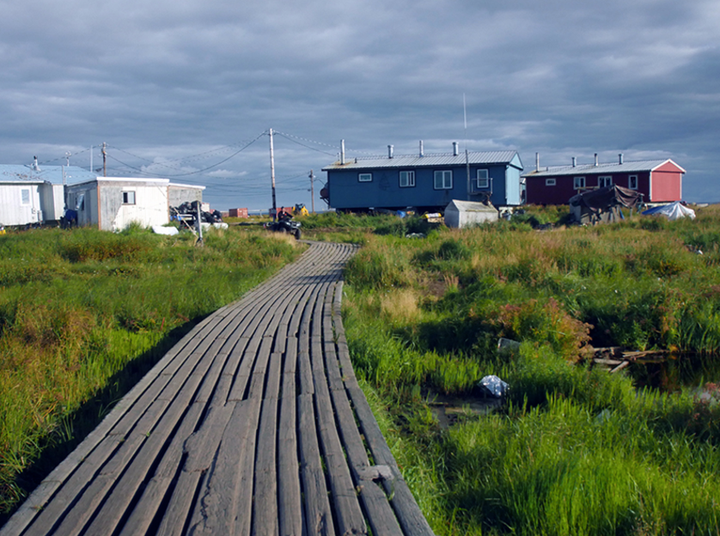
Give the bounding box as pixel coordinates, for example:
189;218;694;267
1;242;434;536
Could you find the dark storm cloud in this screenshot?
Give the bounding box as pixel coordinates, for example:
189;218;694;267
0;0;718;209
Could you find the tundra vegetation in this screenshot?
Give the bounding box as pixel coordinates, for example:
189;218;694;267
334;205;720;535
0;226;301;519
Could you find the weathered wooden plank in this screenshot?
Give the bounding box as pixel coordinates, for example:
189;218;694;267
347;386;434;535
328;386;403;535
297;394;335;536
251;351;283;534
186;397;260;535
278;351;302;536
117;403;206;536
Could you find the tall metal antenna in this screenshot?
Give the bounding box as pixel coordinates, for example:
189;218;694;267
269;128;277;219
464;94;471;198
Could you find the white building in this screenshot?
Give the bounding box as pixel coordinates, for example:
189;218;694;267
66;177;205;231
0;165;95;226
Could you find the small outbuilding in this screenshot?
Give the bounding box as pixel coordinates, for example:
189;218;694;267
66;177;204;231
444;200;498;228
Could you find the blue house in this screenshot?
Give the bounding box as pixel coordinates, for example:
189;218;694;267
321;142;523;212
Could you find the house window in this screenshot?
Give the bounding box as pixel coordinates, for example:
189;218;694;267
629;175;638;190
545;179;556;186
598;176;613;187
358;173;372;182
123;191;136;205
21;188;30;205
476;169;489;189
434;170;453;190
399;170;415;188
574;177;586;189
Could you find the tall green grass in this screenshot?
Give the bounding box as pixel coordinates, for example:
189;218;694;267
343;205;720;534
0;226;300;517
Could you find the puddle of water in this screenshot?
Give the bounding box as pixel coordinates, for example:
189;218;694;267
630;353;720;392
425;391;503;429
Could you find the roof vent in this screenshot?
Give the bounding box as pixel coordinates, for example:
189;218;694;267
594;153;599;166
619;153;624;165
388;145;394;159
572;157;576;167
452;142;459;157
32;156;40;172
419;140;424;157
535;152;540;172
340;140;345;165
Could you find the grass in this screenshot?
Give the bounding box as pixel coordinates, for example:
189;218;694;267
0;225;301;518
342;204;720;534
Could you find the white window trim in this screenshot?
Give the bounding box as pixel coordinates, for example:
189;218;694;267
358;173;372;182
434;170;453;190
598;176;613;187
122;191;136;205
399;170;415;188
574;176;586;189
545;178;556;186
629;175;638;190
476;169;489;189
21;188;31;205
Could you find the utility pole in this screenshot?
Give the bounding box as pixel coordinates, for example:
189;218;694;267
101;142;107;177
269;128;277;219
309;169;315;213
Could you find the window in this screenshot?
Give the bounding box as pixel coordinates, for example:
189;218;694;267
574;177;586;189
598;176;613;187
434;170;453;190
399;170;415;188
123;191;136;205
21;188;30;205
545;178;556;186
476;169;489;189
358;173;372;182
629;175;638;190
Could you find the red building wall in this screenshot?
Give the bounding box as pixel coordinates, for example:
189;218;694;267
527;172;653;205
650;166;682;202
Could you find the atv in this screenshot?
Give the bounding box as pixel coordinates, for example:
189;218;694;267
265;209;302;240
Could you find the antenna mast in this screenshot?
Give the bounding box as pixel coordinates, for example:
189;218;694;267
464;94;471;199
269;128;277;219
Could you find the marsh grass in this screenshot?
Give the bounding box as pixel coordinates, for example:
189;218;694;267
0;226;300;517
343;205;720;534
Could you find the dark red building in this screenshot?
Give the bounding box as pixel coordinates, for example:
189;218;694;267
523;154;685;205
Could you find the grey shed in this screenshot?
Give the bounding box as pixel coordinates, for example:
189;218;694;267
444;199;498;228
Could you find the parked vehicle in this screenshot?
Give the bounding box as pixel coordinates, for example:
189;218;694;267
265;209;302;239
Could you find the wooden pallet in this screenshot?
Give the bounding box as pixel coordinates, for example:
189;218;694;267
1;242;434;536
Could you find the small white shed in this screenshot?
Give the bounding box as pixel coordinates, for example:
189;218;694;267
444;200;498;228
66;177;205;231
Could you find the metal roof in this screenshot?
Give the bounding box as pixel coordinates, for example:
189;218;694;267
0;164;97;185
522;159;685;178
322;150;521;171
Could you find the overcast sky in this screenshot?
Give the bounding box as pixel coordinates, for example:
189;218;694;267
1;0;718;211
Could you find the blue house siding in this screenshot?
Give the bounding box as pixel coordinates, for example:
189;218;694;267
323;150;523;211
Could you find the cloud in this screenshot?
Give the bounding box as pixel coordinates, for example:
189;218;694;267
0;0;718;209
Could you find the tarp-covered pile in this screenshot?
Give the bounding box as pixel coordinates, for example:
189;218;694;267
642;201;696;221
569;185;643;224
